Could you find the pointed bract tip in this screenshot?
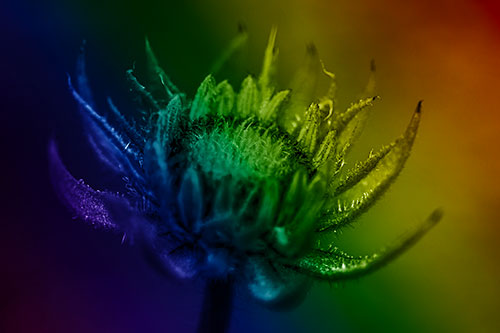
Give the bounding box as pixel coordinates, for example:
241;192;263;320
269;26;278;53
416;100;423;113
145;37;155;56
306;43;317;55
80;40;87;53
429;208;444;225
370;59;376;72
66;73;73;88
48;137;57;156
237;22;247;33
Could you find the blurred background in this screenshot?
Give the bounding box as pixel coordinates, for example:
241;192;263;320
1;0;499;332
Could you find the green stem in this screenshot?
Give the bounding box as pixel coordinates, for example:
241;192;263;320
196;279;234;333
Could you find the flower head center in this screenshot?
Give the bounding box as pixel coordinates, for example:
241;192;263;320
188;118;298;182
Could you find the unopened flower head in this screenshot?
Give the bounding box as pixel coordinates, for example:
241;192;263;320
50;29;441;308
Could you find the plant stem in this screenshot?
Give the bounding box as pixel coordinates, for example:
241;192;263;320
196;278;234;333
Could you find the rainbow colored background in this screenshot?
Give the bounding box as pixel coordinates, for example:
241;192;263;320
2;0;499;332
